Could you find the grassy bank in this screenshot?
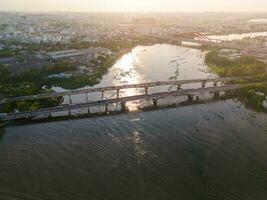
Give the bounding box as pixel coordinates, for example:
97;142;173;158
46;49;128;90
205;49;267;111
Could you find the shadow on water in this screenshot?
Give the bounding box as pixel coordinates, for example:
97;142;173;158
6;96;233;127
0;126;6;141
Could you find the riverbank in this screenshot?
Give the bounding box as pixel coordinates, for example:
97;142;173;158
0;81;64;114
46;50;128;90
0;45;133;113
204;49;267;111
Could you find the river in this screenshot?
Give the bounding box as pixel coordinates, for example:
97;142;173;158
1;44;267;200
208;31;267;41
53;44;216;113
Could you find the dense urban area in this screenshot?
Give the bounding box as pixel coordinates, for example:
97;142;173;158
0;12;267;119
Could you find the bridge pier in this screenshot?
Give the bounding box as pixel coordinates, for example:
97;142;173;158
214;82;218;87
177;84;182;91
145;87;148;94
69;95;72;104
101;90;105;99
121;101;127;111
86;93;89;102
88;107;91;114
68;110;72;116
116;89;120;98
214;91;220;98
152;98;158;107
196;96;200;102
105;104;109;114
187;95;194;102
201;81;206;88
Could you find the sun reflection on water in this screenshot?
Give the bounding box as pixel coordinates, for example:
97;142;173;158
111;51;144;111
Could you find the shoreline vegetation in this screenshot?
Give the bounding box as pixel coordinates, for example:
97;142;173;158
0;50;127;114
205;49;267;111
0;38;153;114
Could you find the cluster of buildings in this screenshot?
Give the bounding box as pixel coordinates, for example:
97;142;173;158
1;12;267;75
0;13;112;44
2;12;267;45
45;47;113;77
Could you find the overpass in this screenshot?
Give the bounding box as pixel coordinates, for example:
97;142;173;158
146;33;267;54
0;76;250;104
0;84;242;122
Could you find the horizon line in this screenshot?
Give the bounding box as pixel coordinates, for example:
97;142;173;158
1;10;267;13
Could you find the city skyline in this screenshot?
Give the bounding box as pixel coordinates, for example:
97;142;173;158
1;0;267;12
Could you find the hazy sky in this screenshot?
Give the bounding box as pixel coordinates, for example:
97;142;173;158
1;0;267;12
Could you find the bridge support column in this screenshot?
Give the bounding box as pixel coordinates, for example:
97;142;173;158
121;101;127;111
116;89;120;98
177;84;182;91
201;81;206;88
88;107;91;114
214;92;220;98
145;87;148;94
101;90;105;99
105;104;109;114
196;96;200;102
69;95;72;104
187;95;194;102
152;99;158;107
86;93;89;102
214;82;218;87
68;110;72;116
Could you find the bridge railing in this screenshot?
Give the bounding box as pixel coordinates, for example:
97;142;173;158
0;77;251;104
0;84;242;121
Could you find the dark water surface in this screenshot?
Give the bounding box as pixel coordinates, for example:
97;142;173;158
1;100;267;200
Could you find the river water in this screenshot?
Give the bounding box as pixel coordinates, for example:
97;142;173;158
208;31;267;41
53;44;216;113
1;44;267;200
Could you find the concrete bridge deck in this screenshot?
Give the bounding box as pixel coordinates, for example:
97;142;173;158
165;36;267;54
0;77;248;103
0;84;241;121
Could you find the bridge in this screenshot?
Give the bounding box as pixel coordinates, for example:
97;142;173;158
0;83;243;122
146;32;267;54
0;76;250;104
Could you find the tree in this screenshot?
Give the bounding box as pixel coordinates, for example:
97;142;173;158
0;65;11;83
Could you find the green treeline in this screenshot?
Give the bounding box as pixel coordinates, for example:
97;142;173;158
0;51;120;113
236;83;267;110
205;50;267;111
0;49;15;58
2;96;62;114
44;61;76;74
0;64;64;114
205;50;266;77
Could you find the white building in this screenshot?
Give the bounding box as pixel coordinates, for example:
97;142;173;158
47;49;86;60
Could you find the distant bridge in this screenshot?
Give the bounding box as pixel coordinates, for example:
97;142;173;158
0;83;243;122
146;32;267;54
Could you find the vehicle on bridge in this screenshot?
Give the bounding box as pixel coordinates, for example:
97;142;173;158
0;113;7;118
